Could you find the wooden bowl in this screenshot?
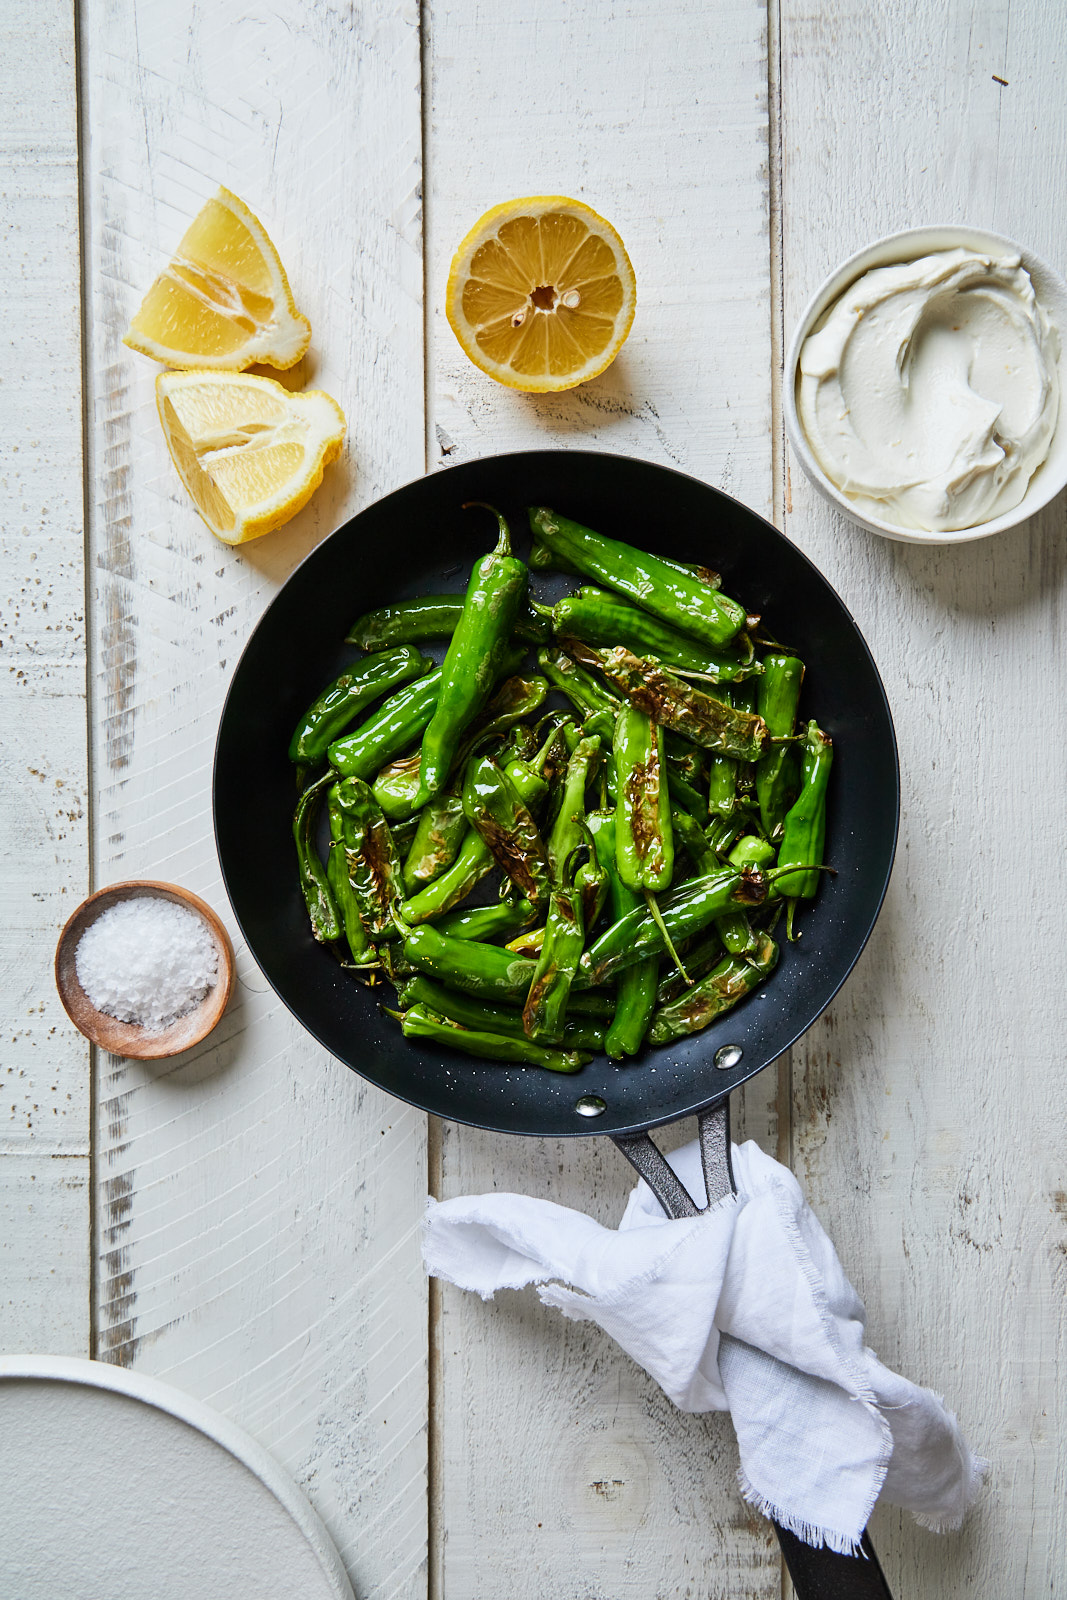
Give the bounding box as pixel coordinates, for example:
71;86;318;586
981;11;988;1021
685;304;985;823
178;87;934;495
55;881;235;1059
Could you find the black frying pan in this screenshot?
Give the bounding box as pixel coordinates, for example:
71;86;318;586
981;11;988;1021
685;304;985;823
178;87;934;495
214;450;899;1597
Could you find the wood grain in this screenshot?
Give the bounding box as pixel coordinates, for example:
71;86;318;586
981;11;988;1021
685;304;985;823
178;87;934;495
79;3;428;1594
779;1;1067;1592
0;0;90;1353
423;2;782;1593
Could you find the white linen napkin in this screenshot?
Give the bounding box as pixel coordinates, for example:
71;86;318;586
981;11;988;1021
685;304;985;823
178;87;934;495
421;1137;985;1554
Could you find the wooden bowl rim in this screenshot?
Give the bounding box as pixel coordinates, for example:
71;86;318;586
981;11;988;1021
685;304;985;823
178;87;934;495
54;880;235;1059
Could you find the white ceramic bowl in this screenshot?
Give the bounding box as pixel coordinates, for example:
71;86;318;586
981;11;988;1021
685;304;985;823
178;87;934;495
784;224;1067;544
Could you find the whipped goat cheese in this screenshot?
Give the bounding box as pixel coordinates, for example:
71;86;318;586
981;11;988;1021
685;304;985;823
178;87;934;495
797;248;1060;531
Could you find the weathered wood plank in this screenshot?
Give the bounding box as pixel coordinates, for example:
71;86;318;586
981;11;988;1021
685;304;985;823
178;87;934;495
0;0;90;1353
779;1;1067;1592
80;3;428;1593
424;2;781;1593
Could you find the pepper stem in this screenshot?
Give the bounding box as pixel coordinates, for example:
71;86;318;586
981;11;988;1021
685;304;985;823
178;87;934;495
642;889;691;986
462;500;512;556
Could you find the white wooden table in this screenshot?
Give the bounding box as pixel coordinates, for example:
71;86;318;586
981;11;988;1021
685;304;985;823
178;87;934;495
4;2;1066;1594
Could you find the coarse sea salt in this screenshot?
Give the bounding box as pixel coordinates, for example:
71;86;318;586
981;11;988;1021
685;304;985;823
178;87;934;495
76;896;218;1032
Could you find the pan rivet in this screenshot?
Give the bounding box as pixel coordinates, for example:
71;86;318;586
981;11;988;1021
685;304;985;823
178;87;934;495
575;1095;607;1117
714;1044;743;1071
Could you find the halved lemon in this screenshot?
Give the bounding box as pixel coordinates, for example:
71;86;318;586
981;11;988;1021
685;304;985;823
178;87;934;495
156;371;345;544
445;196;636;392
125;188;312;371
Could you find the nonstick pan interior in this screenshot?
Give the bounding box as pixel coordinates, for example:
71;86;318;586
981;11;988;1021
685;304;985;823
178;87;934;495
214;451;898;1138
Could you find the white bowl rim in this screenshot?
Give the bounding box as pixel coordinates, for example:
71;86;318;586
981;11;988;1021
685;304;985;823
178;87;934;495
784;222;1067;544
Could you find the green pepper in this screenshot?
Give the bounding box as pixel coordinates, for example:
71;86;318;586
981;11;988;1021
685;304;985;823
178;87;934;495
613;707;673;892
289;646;432;766
569;642;768;761
401;792;468;894
293;771;342;943
435;899;537;942
649;934;779;1044
372;753;424;820
523;855;586;1045
402;747;550;923
333;777;404;937
529;507;747;648
398;976;605;1052
461;753;552;910
546;735;601;878
775;722;833;897
755;655;805;837
581;865;768;985
587;809;658;1060
729;834;777;870
532;540;723;591
327;789;375;963
537;645;622;723
403;924;537;1003
328;669;442;780
670;805;717;877
655;928;724;1005
397;1003;589;1072
419;507;529;799
346;593;548;650
555;590;753;681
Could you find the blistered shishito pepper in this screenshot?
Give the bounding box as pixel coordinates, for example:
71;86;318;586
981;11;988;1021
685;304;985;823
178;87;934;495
435;898;537;943
529;507;748;647
289;646;431;767
523;851;586;1045
537;645;622;723
401;792;467;894
613;707;673;892
581;865;768;985
461;753;552;910
397;1003;589;1072
372;753;424;820
670;805;717;877
293;771;342;943
333;776;403;938
546;735;600;879
554;590;753;682
346;593;548;651
328;669;442;779
402;746;551;924
327;789;375;964
755;654;805;837
775;721;833;898
398;976;605;1052
403;924;537;1003
419;506;529;798
587;809;658;1059
531;541;723;592
567;642;768;762
649;933;779;1044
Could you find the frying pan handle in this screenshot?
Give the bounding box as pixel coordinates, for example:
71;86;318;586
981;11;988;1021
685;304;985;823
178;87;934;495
611;1102;896;1600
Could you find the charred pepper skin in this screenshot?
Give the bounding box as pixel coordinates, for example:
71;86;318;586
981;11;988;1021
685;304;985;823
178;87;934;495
523;856;586;1046
419;507;529;800
566;641;768;762
648;933;779;1044
553;590;754;682
755;654;805;837
332;777;404;938
401;792;468;894
775;721;833;898
613;707;673;892
289;646;432;766
461;753;552;910
529;506;747;647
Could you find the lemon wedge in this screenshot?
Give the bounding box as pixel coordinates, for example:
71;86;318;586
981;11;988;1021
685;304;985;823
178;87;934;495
125;188;311;371
445;196;636;392
156;371;345;544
